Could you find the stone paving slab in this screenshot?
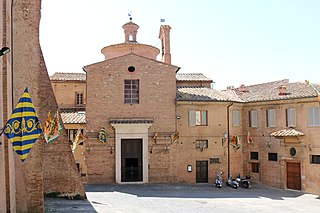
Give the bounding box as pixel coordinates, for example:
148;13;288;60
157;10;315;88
45;183;320;213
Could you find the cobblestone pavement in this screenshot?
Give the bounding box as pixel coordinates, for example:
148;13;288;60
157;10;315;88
45;182;320;213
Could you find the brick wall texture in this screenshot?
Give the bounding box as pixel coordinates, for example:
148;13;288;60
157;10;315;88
84;53;179;183
1;1;85;212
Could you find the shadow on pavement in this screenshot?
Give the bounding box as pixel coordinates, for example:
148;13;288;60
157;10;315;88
45;198;97;213
84;182;306;201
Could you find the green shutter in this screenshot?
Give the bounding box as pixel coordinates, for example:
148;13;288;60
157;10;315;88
189;110;196;127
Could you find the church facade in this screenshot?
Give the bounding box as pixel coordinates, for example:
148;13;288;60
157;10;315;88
50;21;320;194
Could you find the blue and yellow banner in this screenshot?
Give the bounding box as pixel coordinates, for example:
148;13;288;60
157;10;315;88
3;88;42;161
99;127;106;143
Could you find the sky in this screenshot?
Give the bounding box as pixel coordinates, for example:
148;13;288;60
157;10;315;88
40;0;320;90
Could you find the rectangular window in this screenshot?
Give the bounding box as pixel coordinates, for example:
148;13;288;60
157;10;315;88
195;140;208;149
250;151;259;160
286;108;296;127
308;107;320;126
267;109;276;127
76;162;80;172
210;158;220;164
189;110;207;126
124;80;139;104
75;92;84;105
68;129;83;143
268;153;278;161
233;110;240;127
68;129;77;142
310;155;320;164
249;110;258;127
251;163;259;173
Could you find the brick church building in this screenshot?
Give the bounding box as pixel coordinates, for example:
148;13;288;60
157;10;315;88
50;20;320;194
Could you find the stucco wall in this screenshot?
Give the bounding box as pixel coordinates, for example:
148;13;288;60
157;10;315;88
51;81;86;107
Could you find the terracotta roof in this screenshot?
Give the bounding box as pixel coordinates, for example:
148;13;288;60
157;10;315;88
102;42;160;51
109;118;154;124
234;80;319;102
270;128;305;137
176;73;213;82
122;21;139;28
50;72;86;81
60;108;86;124
177;86;243;102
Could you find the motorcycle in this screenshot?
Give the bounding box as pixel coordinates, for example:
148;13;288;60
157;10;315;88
226;175;239;189
215;172;223;188
236;174;250;188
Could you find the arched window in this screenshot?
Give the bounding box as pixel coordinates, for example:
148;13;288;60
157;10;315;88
129;33;133;41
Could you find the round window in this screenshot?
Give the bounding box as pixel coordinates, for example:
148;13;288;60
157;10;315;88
290;147;296;156
128;66;135;72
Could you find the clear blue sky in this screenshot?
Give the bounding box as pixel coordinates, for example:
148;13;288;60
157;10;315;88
40;0;320;90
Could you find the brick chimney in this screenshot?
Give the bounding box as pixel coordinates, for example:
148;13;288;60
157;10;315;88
238;84;248;92
159;25;171;64
122;21;139;42
227;86;235;90
278;85;287;95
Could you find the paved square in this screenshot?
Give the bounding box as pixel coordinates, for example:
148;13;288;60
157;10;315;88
45;183;319;212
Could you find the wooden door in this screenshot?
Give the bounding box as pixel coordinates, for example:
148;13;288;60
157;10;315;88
286;162;301;190
196;161;208;183
121;139;142;182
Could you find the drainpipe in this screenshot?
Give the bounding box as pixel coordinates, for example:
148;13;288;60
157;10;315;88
227;102;233;177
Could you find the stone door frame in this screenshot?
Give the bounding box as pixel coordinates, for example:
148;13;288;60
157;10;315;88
111;123;152;184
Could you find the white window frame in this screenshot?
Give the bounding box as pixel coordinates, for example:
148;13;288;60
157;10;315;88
308;106;320;126
233;110;240;127
249;110;258;128
124;79;139;104
267;109;276;127
189;110;207;126
287;108;296;127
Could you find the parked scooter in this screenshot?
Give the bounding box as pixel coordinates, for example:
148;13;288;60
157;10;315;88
215;172;223;188
236;174;250;188
226;175;239;189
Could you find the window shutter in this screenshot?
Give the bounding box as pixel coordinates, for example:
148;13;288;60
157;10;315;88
285;109;288;127
308;107;313;126
269;109;276;127
315;107;320;125
289;108;296;127
195;111;201;125
233;111;239;126
250;110;258;127
189;110;196;127
308;107;320;126
201;111;207;126
254;111;258;127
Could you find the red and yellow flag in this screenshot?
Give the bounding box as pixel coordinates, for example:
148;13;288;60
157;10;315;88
43;111;63;143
